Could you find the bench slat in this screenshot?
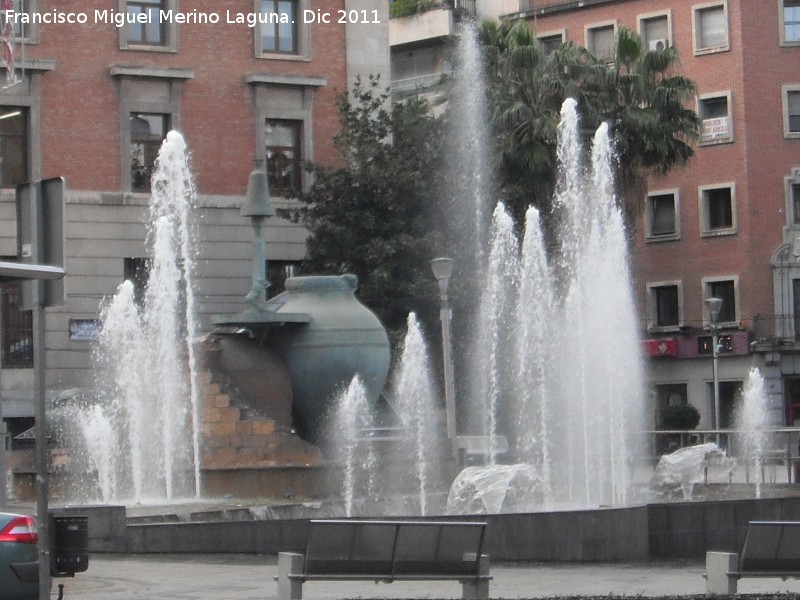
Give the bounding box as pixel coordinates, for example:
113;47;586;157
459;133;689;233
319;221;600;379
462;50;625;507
288;573;493;582
302;519;487;580
740;522;800;575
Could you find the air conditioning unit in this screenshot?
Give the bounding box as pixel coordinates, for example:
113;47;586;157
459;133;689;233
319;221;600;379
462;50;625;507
648;38;668;52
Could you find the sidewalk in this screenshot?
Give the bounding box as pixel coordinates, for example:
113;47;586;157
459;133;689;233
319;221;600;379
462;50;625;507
57;554;800;599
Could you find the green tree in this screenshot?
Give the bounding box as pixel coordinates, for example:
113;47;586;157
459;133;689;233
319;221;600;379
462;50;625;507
482;21;701;233
291;76;443;343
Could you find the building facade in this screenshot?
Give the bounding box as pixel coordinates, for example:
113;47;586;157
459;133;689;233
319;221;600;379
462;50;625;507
0;0;389;442
516;0;800;433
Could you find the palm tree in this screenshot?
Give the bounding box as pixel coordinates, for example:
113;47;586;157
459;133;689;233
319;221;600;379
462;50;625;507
581;26;701;230
481;21;701;235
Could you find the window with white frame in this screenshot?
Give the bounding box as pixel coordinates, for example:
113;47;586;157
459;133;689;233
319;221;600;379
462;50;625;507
639;12;671;51
703;277;738;325
120;0;177;51
648;281;682;330
793;183;800;225
538;31;564;58
784;86;800;138
699;183;736;235
782;0;800;44
693;2;729;53
586;23;616;63
698;93;732;144
645;190;679;240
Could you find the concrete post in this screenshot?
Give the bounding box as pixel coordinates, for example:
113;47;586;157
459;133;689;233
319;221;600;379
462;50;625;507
276;552;304;600
462;554;490;599
705;551;738;594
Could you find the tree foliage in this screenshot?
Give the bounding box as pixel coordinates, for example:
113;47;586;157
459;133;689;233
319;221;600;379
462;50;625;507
483;20;701;232
291;76;443;343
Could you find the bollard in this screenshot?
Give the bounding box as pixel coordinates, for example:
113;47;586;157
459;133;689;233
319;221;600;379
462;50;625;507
276;552;304;600
462;554;490;600
705;551;738;594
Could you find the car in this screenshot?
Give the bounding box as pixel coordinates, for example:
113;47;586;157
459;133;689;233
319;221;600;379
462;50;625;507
0;512;38;600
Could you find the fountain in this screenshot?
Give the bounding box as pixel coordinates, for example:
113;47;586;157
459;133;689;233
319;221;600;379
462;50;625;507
27;25;796;526
449;98;646;512
327;376;376;518
50;131;202;504
325;313;446;517
736;367;772;498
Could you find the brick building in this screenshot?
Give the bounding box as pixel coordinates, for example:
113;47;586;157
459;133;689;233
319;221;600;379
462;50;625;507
516;0;800;433
0;0;389;441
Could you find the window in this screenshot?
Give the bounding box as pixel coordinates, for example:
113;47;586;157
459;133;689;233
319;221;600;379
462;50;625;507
1;0;38;41
782;0;800;44
124;257;150;306
793;183;800;225
126;0;165;45
655;285;680;328
1;279;32;368
111;66;191;194
267;260;300;298
699;183;736;235
266;119;301;195
0;106;27;188
130;113;169;192
790;168;800;225
693;2;729;53
120;0;176;50
586;23;616;63
538;31;565;58
704;277;738;325
261;0;298;54
645;190;679;240
699;93;732;144
647;281;683;331
715;380;742;429
654;383;688;428
784;86;800;138
639;13;671;51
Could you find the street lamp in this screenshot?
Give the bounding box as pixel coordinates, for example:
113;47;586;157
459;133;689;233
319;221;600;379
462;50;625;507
430;258;456;440
706;296;723;445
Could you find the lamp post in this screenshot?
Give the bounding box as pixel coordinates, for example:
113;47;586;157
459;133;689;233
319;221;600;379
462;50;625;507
430;258;456;440
706;296;723;445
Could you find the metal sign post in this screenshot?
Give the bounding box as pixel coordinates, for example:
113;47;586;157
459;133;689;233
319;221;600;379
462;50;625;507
16;178;66;600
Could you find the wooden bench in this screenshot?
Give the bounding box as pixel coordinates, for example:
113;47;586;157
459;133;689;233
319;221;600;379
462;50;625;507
275;519;491;600
705;521;800;593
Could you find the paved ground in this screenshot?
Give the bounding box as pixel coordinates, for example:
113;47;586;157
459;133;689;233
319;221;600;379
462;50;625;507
55;554;800;599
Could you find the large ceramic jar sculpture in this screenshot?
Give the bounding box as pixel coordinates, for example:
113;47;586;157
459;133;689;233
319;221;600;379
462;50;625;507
268;274;390;443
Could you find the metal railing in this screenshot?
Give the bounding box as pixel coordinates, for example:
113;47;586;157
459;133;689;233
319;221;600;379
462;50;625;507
647;427;800;484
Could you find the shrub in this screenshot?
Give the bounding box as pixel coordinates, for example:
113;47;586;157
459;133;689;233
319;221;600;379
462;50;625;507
390;0;418;18
660;404;701;430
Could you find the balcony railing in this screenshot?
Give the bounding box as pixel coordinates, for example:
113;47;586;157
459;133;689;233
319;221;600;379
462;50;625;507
391;72;448;93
